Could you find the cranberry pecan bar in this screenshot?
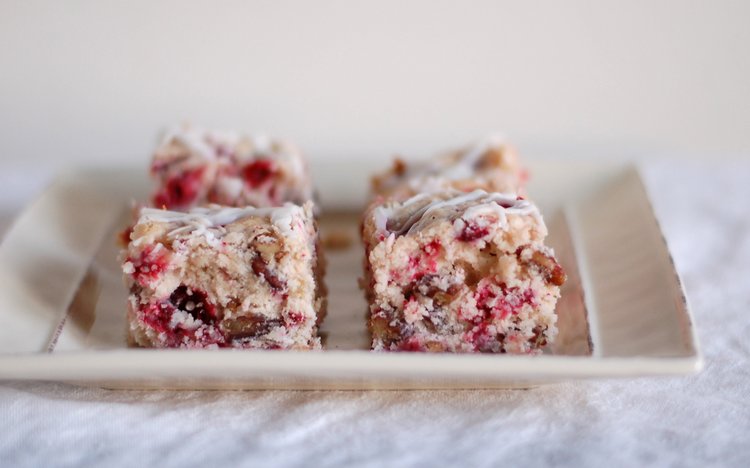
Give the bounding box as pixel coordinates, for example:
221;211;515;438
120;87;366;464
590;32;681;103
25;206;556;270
361;190;565;353
371;135;526;200
122;203;326;349
150;125;314;210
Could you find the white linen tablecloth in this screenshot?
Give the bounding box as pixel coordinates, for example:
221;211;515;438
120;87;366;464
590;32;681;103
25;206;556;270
1;161;748;467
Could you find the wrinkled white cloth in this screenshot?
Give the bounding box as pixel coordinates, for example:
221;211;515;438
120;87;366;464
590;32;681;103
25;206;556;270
1;161;749;468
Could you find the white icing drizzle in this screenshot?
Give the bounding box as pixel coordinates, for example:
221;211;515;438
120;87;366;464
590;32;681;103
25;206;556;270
140;203;306;237
375;189;541;236
373;205;391;233
392;134;507;186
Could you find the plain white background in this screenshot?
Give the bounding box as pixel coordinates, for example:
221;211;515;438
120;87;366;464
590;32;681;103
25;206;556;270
1;0;749;172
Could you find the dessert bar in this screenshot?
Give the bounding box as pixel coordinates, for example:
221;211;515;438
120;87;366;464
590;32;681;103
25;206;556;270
122;203;326;349
370;135;526;200
150;125;314;210
361;190;565;353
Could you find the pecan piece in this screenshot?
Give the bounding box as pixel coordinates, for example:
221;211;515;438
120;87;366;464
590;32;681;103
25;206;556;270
224;314;283;339
424;341;445;352
370;315;401;345
531;325;548;347
517;246;567;287
255;237;281;256
252;256;285;291
392;158;407;176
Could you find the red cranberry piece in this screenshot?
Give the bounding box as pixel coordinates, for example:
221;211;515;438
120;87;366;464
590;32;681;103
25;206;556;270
285;311;304;326
474;284;536;321
464;319;507;353
140;302;175;335
407;257;425;282
465;321;490;347
153;166;205;208
140;299;226;348
169;285;218;324
399;337;422;352
130;245;170;287
457;222;490;242
242;159;276;188
422;238;441;255
520;288;536;306
407;240;441;281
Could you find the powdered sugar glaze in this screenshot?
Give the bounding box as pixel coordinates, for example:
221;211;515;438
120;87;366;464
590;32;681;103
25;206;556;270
140;203;309;237
374;190;543;236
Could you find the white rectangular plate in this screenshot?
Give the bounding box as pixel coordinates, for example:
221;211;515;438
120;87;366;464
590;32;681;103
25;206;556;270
0;161;701;389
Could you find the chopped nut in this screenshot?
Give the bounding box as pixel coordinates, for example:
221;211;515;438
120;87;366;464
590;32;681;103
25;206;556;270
531;325;548;347
255;237;281;256
530;250;567;286
224;315;283;339
252;256;285;291
424;341;445;352
392;158;407;176
370;315;401;344
432;291;455;305
477;147;501;168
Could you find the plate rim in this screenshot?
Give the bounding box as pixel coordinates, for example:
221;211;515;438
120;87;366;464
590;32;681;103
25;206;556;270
0;163;703;387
